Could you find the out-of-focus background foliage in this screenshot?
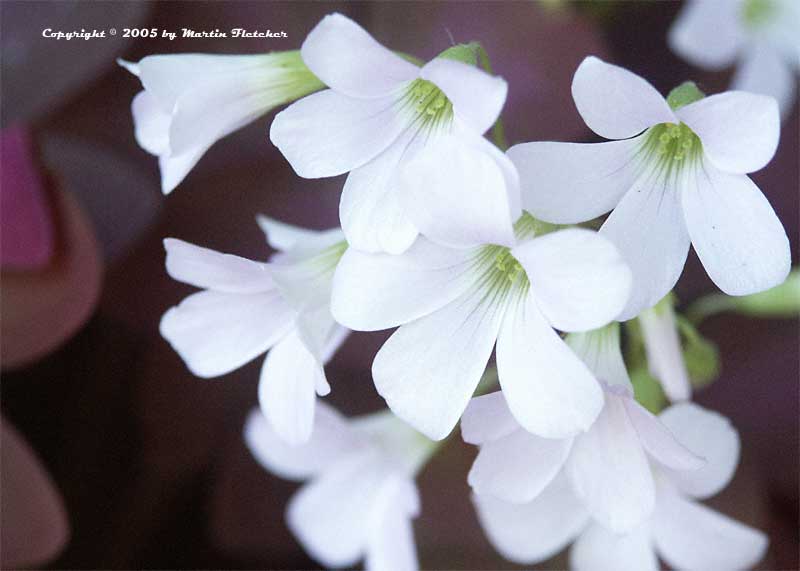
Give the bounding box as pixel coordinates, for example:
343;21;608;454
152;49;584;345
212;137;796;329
1;1;797;569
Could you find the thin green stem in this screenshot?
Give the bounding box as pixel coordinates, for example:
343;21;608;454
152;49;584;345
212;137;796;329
685;293;735;325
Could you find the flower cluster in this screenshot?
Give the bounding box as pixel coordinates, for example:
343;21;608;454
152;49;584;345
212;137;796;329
669;0;799;118
123;11;791;571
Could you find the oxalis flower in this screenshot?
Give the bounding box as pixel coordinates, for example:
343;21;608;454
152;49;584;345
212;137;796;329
464;324;704;534
669;0;799;117
471;400;768;571
331;213;632;441
120;52;324;194
270;13;518;254
245;402;436;571
160;217;347;444
510;56;790;320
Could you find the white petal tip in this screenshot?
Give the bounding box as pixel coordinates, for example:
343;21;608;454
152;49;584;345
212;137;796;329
160;178;178;195
117;58;140;76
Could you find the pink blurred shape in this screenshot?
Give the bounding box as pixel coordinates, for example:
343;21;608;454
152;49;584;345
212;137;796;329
0;417;70;568
1;126;55;270
0;184;103;370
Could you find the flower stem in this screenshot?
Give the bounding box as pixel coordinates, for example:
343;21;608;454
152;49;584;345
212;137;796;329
685;293;735;325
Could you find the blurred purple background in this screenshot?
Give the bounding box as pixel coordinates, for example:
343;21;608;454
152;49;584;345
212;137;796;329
1;1;797;569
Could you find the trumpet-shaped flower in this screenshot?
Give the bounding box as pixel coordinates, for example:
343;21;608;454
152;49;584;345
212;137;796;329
669;0;800;117
464;324;703;533
472;401;768;571
270;13;518;254
638;295;691;402
245;403;435;571
332;215;632;441
120;52;324;194
510;56;790;320
160;217;347;444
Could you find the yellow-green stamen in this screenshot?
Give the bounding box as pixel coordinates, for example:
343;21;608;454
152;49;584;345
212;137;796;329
636;121;703;184
655;123;700;163
402;78;454;133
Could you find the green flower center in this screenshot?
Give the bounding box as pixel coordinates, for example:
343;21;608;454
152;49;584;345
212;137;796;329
742;0;775;27
471;213;566;306
641;122;703;173
514;211;562;241
472;242;530;310
493;248;525;285
654;123;701;162
402;78;454;133
635;82;706;179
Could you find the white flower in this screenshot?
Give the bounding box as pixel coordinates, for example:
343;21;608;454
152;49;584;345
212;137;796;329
245;402;434;571
638;295;691;402
159;217;347;444
669;0;800;117
332;215;632;441
270;13;518;255
472;401;768;571
120;52;324;194
510;56;790;320
464;324;703;534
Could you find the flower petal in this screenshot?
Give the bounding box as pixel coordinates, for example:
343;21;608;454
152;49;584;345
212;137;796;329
301;13;419;98
658;402;740;499
131;91;169;156
681;163;790;295
168;72;282;157
258;330;324;445
372;286;506;440
163;238;273;293
496;293;604;438
287;451;387;567
600;170;691;321
570;522;658;571
138;53;277;110
257;216;345;260
677;91;780;174
733;44;796;119
244;403;364;482
158;145;209;195
513;228;632;332
331;238;475;331
295;304;345;367
340;136;419;254
420;58;507;135
638;301;691;401
270;89;405;178
319;323;350;367
566;323;633;391
117;58;140;77
667;0;744;70
399;132;517;249
567;391;655;533
365;477;420;571
469;428;572;503
460;392;519;445
571;56;676;140
622;398;705;471
652;490;768;571
159;289;294;377
508;138;640;224
472;472;589;564
268;253;339;314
